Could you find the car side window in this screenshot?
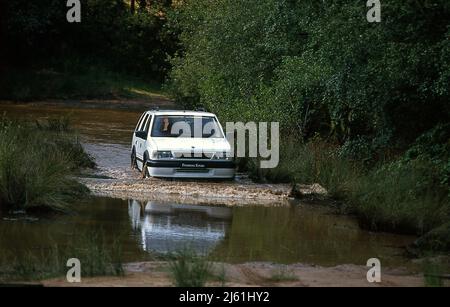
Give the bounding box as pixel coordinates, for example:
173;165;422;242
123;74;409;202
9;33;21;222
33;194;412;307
144;115;152;134
135;113;145;131
139;114;149;131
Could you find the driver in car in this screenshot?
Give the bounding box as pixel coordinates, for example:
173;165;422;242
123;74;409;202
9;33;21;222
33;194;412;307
160;116;171;136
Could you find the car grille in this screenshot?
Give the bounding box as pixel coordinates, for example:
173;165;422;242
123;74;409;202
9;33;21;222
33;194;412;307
173;152;215;160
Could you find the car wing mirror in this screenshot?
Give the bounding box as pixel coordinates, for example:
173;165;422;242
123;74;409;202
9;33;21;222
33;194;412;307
135;131;147;139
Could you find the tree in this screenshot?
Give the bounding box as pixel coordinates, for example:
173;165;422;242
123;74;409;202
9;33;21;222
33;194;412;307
168;0;450;148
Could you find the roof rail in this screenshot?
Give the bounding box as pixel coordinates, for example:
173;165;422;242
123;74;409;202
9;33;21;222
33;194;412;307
151;106;160;111
196;107;207;112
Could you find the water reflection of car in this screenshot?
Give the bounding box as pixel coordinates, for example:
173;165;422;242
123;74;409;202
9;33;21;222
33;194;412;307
128;200;232;255
130;109;235;179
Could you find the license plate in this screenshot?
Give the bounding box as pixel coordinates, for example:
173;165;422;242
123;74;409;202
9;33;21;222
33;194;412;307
181;163;206;168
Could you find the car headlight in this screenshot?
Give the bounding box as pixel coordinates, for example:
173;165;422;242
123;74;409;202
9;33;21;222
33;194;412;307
153;151;174;160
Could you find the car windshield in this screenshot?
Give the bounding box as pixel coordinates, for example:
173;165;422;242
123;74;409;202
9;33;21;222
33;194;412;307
151;115;224;138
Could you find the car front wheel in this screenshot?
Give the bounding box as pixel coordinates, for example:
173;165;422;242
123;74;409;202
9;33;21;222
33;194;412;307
131;150;137;170
141;159;149;179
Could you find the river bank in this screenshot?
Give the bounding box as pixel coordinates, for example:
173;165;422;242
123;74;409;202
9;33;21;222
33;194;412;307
0;97;175;111
40;261;432;287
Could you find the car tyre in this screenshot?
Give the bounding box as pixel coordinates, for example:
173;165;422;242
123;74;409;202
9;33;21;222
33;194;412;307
141;158;149;179
131;150;138;170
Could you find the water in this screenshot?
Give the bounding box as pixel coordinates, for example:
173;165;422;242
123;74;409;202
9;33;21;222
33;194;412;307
0;103;417;269
0;197;415;267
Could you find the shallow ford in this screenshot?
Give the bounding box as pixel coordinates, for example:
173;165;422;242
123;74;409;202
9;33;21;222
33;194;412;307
131;109;235;179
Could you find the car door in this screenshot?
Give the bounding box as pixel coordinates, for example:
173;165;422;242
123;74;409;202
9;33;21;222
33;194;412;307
135;113;150;163
142;114;153;160
133;112;145;145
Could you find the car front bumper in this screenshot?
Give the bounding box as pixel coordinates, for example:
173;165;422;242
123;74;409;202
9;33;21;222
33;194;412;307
147;159;235;179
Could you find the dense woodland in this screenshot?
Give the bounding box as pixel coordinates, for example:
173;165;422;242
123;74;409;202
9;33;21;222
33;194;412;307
0;0;177;78
0;1;449;248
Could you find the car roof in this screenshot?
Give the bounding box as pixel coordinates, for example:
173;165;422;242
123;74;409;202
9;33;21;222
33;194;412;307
147;110;217;117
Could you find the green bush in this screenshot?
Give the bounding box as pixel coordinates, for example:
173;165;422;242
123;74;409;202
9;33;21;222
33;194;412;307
246;137;449;235
248;139;361;199
422;259;447;287
0;117;94;213
169;249;212;287
167;0;449;146
347;160;449;234
166;0;450;245
413;223;450;252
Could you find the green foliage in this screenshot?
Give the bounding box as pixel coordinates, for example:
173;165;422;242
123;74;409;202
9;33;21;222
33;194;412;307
414;223;450;252
404;124;450;190
248;139;361;199
168;0;449;146
246;138;449;235
0;230;124;281
347;160;449;234
72;230;124;277
0;116;94;213
167;0;450;247
422;259;446;287
0;0;178;82
169;249;212;287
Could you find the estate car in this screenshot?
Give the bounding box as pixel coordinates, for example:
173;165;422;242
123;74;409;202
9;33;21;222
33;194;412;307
131;109;235;179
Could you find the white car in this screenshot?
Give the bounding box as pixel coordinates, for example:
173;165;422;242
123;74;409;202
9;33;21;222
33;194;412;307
131;109;235;179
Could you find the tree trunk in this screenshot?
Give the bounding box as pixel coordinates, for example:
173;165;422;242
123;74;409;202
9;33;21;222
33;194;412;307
130;0;136;13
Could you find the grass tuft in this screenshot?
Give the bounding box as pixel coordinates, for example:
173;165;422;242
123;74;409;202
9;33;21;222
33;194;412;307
0;116;95;213
267;267;298;283
169;249;212;287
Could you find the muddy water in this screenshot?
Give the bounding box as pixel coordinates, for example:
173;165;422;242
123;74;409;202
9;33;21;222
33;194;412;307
0;104;417;269
0;104;140;179
0;197;415;267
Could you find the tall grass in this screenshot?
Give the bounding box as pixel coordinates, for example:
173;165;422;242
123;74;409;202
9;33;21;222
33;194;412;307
0;116;94;213
169;249;212;287
246;139;449;236
423;259;446;287
0;230;124;282
248;139;361;199
347;161;449;234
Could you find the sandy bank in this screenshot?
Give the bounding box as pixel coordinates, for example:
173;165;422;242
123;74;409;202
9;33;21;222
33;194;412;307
42;261;429;287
